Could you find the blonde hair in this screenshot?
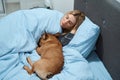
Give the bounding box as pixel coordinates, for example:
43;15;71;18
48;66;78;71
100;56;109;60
64;10;85;33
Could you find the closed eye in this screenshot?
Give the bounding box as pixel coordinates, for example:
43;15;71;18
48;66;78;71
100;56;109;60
65;15;69;19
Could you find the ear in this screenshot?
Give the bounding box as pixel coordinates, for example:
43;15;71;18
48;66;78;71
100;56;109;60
42;32;48;40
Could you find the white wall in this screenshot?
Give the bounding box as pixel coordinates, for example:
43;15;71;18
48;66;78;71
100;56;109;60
52;0;74;13
20;0;45;9
0;0;74;18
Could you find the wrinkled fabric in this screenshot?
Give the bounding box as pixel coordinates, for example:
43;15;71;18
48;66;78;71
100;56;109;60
0;8;95;80
0;8;63;80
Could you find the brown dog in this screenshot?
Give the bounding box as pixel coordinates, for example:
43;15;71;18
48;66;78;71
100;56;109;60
23;33;64;80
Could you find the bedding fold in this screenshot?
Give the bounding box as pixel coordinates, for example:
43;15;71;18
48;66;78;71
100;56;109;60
0;8;94;80
49;47;94;80
0;8;63;80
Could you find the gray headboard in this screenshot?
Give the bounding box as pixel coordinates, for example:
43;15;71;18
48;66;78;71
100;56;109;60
74;0;120;80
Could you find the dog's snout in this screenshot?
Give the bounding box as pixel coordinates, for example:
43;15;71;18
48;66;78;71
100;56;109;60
46;73;53;79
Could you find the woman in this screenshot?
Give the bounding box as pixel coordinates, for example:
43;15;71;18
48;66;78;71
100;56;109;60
60;10;85;46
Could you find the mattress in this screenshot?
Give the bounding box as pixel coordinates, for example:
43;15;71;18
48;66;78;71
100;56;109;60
87;51;112;80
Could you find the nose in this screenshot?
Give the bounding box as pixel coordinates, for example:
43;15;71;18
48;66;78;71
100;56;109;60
64;19;69;24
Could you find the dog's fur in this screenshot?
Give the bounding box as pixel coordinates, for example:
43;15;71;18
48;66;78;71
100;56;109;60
23;33;64;80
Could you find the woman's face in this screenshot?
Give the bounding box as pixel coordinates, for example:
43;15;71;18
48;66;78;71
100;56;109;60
60;14;76;30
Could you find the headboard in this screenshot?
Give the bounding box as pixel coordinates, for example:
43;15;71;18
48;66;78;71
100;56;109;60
74;0;120;80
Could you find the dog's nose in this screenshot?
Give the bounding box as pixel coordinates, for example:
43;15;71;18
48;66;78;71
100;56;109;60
46;72;53;79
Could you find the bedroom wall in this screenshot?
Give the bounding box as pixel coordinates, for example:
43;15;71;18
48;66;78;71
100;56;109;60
52;0;74;13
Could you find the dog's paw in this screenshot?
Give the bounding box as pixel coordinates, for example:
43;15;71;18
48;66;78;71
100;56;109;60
23;66;33;74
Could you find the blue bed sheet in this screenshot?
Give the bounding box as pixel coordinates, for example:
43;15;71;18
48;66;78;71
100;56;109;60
0;8;111;80
0;8;94;80
87;51;112;80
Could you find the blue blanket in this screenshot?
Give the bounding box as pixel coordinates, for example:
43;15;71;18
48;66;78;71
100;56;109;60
0;8;94;80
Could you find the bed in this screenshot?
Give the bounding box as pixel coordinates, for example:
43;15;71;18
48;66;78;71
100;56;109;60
74;0;120;80
0;0;119;80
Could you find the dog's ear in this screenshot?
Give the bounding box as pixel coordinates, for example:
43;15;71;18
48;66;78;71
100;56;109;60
42;32;48;40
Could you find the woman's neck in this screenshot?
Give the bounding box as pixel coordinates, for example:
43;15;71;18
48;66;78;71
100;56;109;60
70;29;76;34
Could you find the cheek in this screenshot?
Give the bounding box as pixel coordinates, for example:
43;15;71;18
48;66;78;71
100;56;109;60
60;18;64;26
62;18;65;23
61;19;66;27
